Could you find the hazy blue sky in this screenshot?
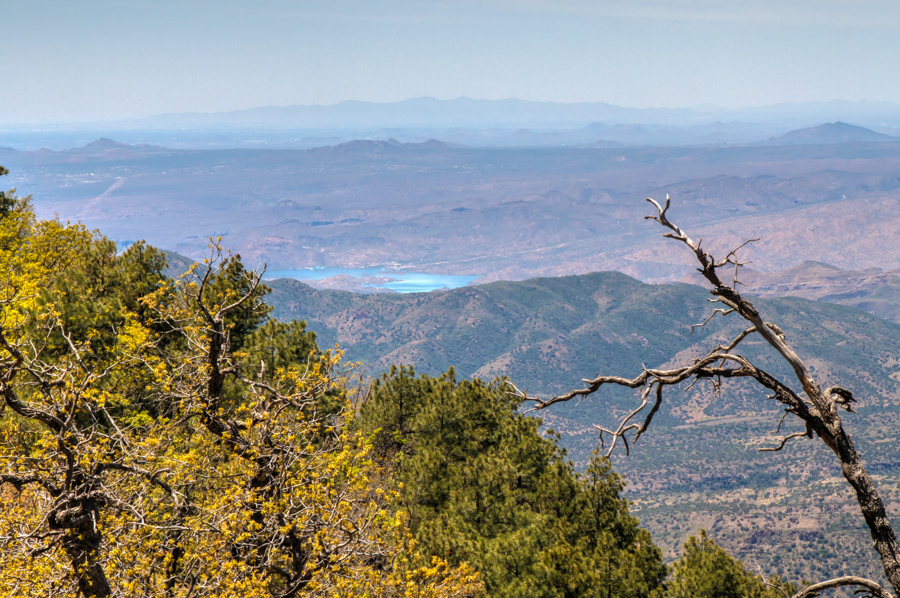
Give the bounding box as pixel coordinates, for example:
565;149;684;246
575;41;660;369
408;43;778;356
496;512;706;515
4;0;900;122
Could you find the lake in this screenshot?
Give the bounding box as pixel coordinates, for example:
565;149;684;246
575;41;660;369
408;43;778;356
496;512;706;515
263;266;478;293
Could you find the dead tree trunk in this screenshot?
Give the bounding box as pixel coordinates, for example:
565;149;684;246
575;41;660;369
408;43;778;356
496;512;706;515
514;196;900;598
61;527;113;598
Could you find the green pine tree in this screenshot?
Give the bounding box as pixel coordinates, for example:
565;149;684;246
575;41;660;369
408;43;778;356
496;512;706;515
360;366;667;598
666;531;795;598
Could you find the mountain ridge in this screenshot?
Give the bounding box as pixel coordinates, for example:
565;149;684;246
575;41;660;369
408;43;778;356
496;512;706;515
264;270;900;413
134;97;900;131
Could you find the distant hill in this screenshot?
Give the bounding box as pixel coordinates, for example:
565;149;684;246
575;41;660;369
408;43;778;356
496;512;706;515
162;250;196;279
308;138;451;154
75;138;133;152
269;272;713;396
66;138;163;158
684;261;900;324
766;121;896;145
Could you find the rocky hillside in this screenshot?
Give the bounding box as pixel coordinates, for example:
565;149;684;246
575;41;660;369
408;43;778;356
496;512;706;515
680;261;900;324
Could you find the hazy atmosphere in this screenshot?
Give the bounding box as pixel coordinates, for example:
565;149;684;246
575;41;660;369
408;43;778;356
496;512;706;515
6;0;900;122
8;2;900;597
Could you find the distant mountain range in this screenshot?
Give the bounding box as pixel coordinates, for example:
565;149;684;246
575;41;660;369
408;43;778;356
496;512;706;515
137;97;900;132
139;97;711;129
6;97;900;152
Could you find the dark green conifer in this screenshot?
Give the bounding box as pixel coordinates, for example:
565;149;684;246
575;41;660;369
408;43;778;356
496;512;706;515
666;531;796;598
360;366;667;597
0;165;16;217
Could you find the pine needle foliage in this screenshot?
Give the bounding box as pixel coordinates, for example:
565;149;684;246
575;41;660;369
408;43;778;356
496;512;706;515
667;531;796;598
360;366;668;598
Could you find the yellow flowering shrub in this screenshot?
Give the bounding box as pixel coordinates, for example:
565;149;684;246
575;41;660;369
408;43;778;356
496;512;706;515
0;188;479;598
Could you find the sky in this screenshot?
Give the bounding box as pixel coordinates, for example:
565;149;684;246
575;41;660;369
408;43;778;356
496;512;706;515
4;0;900;123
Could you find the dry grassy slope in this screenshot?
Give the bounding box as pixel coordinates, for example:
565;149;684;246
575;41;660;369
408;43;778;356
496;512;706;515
267;271;900;586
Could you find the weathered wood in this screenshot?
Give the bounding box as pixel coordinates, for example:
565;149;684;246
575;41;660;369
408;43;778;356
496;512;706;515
515;196;900;595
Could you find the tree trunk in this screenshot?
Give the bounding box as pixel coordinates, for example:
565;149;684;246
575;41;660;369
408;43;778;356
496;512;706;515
63;528;112;598
828;422;900;591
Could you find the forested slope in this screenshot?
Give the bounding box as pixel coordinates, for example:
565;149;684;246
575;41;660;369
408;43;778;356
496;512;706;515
266;272;900;584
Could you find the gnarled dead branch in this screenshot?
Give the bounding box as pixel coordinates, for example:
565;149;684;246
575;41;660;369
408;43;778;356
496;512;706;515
512;195;900;593
789;575;893;598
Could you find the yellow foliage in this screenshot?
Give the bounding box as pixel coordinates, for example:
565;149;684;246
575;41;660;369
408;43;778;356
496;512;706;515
0;202;479;598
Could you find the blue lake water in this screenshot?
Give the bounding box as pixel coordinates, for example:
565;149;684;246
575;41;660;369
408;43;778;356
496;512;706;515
264;267;478;293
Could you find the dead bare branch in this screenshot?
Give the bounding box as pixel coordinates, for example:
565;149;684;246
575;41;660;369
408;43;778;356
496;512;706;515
758;427;810;452
517;196;900;592
690;307;736;333
792;576;894;598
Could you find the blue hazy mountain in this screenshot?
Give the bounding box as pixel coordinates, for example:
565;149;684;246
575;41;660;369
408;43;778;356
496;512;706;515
766;121;897;145
136;97;900;134
6;99;900;151
141;96;702;129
